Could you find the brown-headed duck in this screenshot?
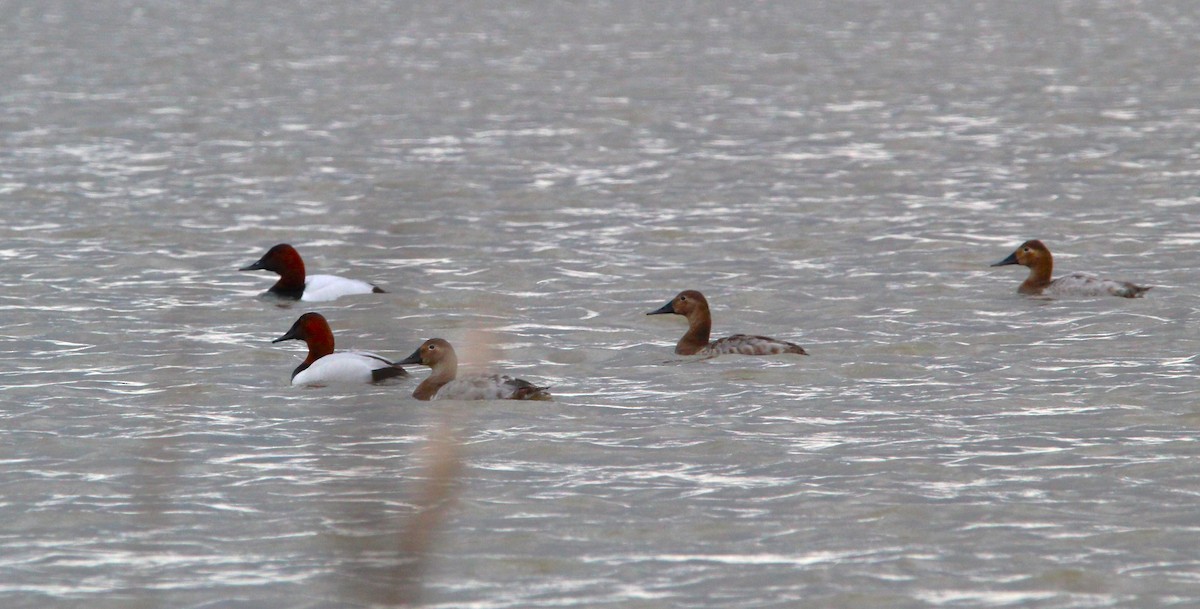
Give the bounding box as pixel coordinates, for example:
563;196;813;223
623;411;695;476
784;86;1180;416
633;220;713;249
241;243;385;302
991;239;1150;298
647;290;809;356
272;312;407;386
398;338;551;401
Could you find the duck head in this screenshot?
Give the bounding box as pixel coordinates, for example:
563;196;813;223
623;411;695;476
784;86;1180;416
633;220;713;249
241;244;308;297
647;289;710;318
272;312;336;376
241;243;304;275
992;239;1052;269
273;312;334;350
399;338;457;369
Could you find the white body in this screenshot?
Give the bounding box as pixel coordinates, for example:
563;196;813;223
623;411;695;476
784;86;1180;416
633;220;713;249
292;351;396;386
301;274;379;302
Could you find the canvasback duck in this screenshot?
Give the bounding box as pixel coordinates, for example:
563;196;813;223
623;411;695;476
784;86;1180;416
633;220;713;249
397;338;551;401
991;239;1150;298
272;312;408;386
647;290;809;356
240;243;385;302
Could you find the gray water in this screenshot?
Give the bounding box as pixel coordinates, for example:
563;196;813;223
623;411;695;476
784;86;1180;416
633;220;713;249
4;1;1200;607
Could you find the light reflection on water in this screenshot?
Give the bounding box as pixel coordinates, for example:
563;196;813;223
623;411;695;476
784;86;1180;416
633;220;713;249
3;1;1200;607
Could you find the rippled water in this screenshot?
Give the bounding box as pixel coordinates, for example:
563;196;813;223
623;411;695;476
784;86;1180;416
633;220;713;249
5;2;1200;607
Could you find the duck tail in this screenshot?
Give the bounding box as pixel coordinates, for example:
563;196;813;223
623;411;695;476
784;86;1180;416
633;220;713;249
372;365;409;382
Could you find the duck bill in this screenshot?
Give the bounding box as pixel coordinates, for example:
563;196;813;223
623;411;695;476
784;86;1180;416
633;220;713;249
272;321;302;343
397;348;424;366
991;251;1019;267
239;258;266;272
646;301;675;315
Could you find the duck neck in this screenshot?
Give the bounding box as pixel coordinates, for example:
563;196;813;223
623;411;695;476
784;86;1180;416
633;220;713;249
270;282;305;299
414;353;458;400
269;250;307;296
1021;255;1054;294
677;307;713;355
296;332;334;378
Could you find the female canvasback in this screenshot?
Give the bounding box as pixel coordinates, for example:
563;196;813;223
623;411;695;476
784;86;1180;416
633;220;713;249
272;312;408;386
240;243;385;302
991;239;1150;298
647;290;809;356
397;338;551;401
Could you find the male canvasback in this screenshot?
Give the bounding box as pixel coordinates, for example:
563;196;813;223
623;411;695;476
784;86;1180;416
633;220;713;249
991;239;1151;298
240;243;385;302
272;312;408;386
647;290;809;356
397;338;551;401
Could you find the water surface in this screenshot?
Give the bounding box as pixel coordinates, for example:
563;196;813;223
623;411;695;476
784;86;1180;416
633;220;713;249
3;2;1200;608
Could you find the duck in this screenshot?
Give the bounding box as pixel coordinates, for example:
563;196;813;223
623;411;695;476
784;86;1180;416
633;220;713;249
991;239;1150;298
272;312;408;386
647;290;809;356
397;338;551;401
240;243;385;302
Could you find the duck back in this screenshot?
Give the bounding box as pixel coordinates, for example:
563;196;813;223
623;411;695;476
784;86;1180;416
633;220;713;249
436;374;552;400
293;352;406;386
704;334;809;356
1046;273;1151;298
301;274;385;302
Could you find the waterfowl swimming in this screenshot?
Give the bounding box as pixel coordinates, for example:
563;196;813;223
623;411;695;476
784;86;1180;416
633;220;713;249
647;290;809;356
272;312;407;386
991;239;1150;298
240;243;385;302
398;338;551;401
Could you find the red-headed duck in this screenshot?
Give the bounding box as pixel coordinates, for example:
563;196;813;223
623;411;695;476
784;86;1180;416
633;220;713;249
397;338;551;401
240;243;385;302
991;239;1150;298
647;290;809;356
272;312;407;386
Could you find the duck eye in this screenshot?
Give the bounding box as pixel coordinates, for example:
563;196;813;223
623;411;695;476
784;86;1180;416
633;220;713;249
428;344;436;351
679;296;687;302
1022;247;1030;252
